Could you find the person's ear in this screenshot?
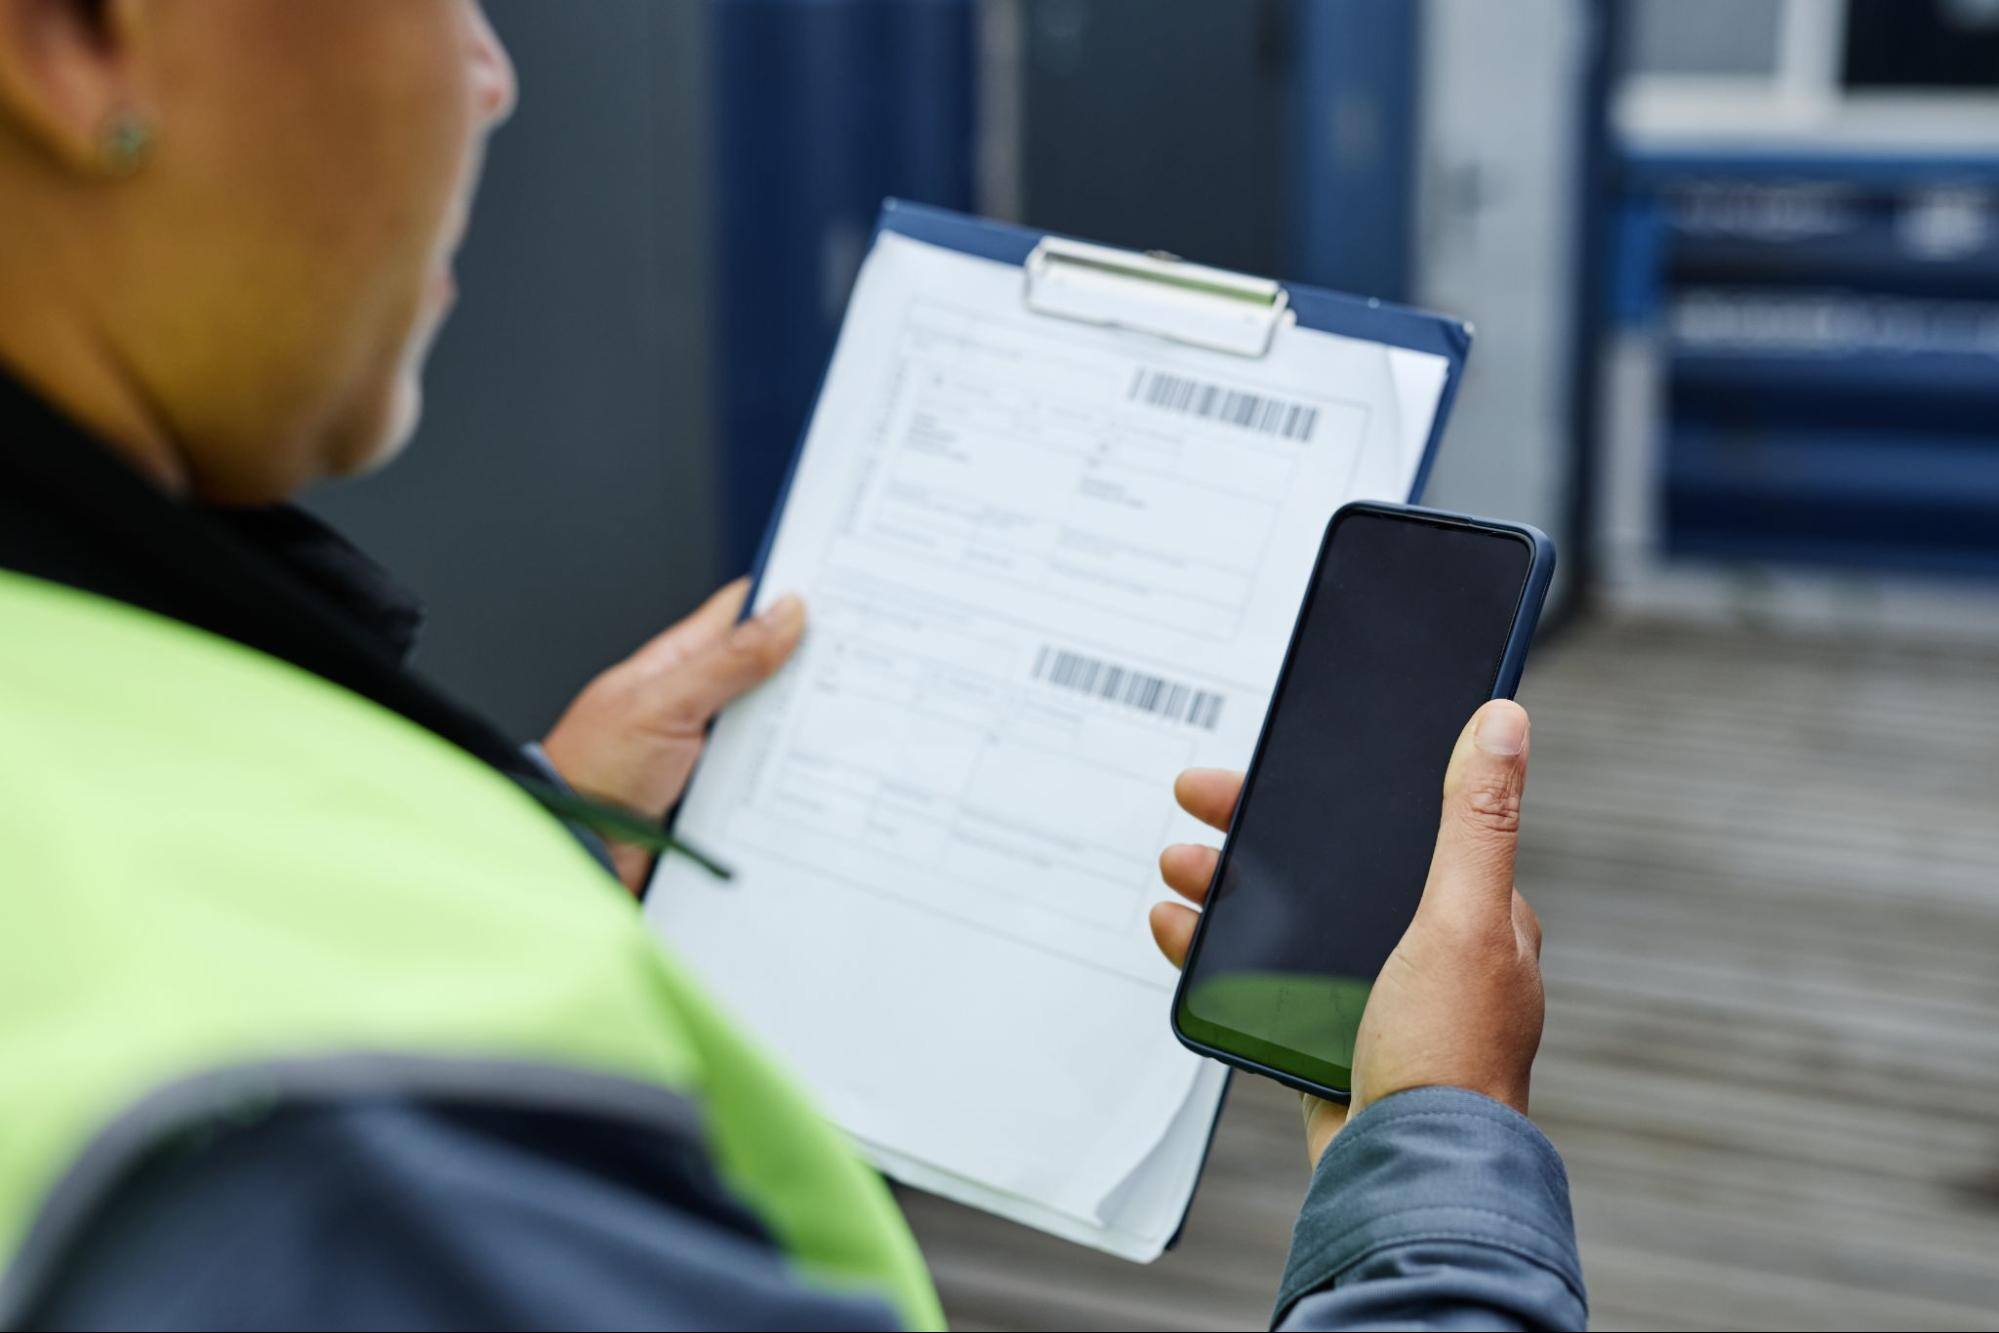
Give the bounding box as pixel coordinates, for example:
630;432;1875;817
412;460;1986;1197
0;0;152;176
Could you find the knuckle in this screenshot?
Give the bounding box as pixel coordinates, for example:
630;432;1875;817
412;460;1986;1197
722;625;765;660
1415;899;1510;955
1453;781;1522;837
725;625;787;673
1516;912;1543;958
1513;887;1541;924
641;669;719;737
653;692;712;737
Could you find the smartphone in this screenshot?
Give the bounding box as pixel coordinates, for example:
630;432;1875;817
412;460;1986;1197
1170;500;1555;1101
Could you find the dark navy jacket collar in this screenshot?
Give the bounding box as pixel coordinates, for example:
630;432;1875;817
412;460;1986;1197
0;361;540;789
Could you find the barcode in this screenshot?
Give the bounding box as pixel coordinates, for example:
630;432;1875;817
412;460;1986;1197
1130;369;1319;442
1033;646;1224;730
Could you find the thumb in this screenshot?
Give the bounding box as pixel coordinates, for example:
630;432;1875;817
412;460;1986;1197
1420;699;1530;916
648;594;806;735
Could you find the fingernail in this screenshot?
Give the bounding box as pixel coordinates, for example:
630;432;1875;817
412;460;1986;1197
757;593;804;631
1474;701;1528;756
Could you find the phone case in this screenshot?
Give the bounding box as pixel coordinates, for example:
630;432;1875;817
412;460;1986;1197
1168;499;1558;1102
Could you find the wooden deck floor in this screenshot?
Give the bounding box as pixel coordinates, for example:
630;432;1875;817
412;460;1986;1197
897;616;1999;1331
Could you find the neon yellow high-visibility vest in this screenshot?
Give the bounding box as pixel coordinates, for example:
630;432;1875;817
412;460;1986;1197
0;569;941;1329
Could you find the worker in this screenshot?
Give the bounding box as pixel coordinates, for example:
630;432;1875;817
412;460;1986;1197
0;2;1583;1328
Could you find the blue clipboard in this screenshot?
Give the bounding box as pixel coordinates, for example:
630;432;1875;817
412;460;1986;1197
726;199;1474;1254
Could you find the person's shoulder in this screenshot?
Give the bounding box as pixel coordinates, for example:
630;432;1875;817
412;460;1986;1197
22;1097;903;1331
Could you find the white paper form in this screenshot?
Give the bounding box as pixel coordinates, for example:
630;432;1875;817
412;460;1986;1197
647;231;1450;1257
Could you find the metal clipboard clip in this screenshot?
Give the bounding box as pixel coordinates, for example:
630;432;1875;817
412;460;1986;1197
1022;236;1293;358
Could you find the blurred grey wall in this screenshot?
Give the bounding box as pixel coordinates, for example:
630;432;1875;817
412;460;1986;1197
1413;0;1587;607
310;0;721;739
1014;0;1287;276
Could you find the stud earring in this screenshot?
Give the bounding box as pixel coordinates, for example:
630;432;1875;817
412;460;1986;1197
100;111;155;178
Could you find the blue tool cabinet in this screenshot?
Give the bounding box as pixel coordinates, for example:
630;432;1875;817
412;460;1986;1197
1608;148;1999;578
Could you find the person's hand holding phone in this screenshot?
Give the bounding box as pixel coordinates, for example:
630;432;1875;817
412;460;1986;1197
1153;698;1547;1166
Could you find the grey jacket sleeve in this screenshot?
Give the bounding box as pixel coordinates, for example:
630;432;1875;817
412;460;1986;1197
1274;1086;1587;1331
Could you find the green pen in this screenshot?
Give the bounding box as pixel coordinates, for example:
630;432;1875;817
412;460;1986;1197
518;779;733;881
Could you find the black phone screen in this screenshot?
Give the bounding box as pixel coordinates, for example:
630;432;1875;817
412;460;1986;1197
1174;507;1536;1094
